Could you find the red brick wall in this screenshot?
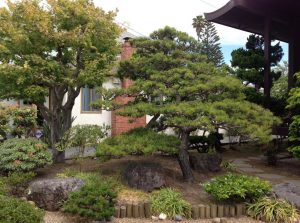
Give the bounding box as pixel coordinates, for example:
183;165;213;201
111;39;146;135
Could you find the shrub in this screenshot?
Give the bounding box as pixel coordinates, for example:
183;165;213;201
150;188;191;218
9;107;37;138
4;171;36;196
97;127;179;158
247;196;299;223
221;160;237;172
0;107;9;140
203;173;271;202
0;138;52;172
0;195;44;223
63;184;117;221
0;178;8;196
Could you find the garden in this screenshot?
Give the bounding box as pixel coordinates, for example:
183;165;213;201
0;0;300;223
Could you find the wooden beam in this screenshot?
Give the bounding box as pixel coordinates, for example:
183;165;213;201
264;17;271;106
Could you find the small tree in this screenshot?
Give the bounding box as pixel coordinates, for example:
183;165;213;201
192;15;224;66
0;0;121;161
98;27;280;182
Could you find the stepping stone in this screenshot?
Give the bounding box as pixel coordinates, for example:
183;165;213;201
256;173;287;180
238;167;264;173
273;183;300;208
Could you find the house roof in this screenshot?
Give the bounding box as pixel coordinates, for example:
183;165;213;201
204;0;300;42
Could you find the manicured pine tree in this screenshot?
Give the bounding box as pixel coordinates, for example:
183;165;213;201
98;27;280;182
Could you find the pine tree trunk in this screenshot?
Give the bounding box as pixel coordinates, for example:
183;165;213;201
178;130;194;182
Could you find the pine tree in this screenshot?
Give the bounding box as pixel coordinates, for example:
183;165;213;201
98;27;280;182
192;16;224;66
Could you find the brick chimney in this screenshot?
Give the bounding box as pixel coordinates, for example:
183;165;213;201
111;38;146;135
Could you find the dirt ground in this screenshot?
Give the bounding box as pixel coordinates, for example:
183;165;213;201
40;143;300;223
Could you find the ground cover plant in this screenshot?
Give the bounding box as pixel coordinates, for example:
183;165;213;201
150;187;191;218
0;195;44;223
0;138;52;172
247;196;299;223
203;173;272;202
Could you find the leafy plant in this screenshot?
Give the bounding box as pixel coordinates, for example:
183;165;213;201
150;188;191;218
221;160;237;172
63;184;117;221
0;195;44;223
0;179;8;196
247;196;299;223
203;173;271;202
0;138;52;172
0;107;9;140
97;127;179;158
5;171;36;187
9;108;37;138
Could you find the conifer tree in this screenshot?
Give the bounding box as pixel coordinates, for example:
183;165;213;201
192;16;224;66
98;27;279;182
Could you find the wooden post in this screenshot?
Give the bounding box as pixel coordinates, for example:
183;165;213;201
120;206;126;218
144;202;151;218
192;206;199;219
199;205;206;219
126;203;133;218
114;206;120;218
210;204;217;218
133;203;139;218
236;204;244;217
264;17;271;107
229;205;236;217
217;205;224;218
205;205;211;218
139;203;145;218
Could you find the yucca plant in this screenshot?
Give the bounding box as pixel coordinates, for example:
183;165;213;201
247;196;299;223
150;188;191;218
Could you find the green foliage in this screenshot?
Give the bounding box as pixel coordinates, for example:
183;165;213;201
192;16;224;66
0;178;8;196
0;0;121;159
63;183;117;221
0;106;9;140
5;171;36;187
150;188;191;218
231;34;283;90
97;127;179;157
203;173;271;202
247;196;299;223
221;160;237;172
9;107;37;138
0;195;44;223
0;138;52;172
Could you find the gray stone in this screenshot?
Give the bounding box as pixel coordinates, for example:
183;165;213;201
257;173;287;180
273;183;300;208
159;213;167;220
174;215;183;221
27;178;85;211
189;153;222;172
124;162;166;192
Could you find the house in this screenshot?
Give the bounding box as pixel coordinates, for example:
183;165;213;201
0;32;147;136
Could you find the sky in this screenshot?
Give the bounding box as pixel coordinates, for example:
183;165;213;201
0;0;288;64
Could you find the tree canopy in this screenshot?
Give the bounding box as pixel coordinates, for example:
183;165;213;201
192;16;224;66
98;27;280;182
0;0;121;161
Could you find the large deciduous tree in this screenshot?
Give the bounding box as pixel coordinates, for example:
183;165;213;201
192;15;224;66
98;27;280;182
0;0;121;161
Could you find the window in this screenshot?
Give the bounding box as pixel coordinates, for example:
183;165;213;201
81;87;101;113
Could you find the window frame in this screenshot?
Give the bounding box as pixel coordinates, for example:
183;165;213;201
80;87;102;114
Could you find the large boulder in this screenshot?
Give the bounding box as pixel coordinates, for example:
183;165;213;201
27;178;85;211
124;162;166;192
189;153;222;172
273;183;300;208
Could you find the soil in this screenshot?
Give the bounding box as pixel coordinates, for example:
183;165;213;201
40;143;300;223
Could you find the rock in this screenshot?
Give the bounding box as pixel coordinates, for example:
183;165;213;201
174;215;183;221
220;219;228;223
273;183;300;208
151;216;159;221
28;200;36;206
159;213;167;220
27;178;85;211
212;218;221;223
124;162;166;192
189;153;222;172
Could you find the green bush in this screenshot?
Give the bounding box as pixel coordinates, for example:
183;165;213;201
203;173;271;202
0;195;44;223
247;196;299;223
97;127;179;158
0;138;52;172
5;171;36;186
0;178;8;196
150;188;191;218
63;184;117;221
